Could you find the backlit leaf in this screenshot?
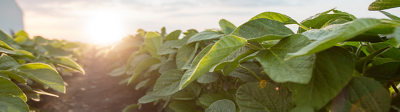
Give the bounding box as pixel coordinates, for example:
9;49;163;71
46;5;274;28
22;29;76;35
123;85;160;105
219;19;237;35
231;18;294;41
145;32;163;58
0;77;27;102
18;63;65;93
180;35;247;89
368;0;400;10
153;69;184;96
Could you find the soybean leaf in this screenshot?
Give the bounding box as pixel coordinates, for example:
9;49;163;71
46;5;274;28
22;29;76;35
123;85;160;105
236;82;290;111
180;35;247;89
231;18;294;41
51;57;85;74
159;60;177;74
0;54;20;70
0;40;15;50
368;0;400;11
176;43;199;70
370;43;400;60
153;69;184;96
157;40;178;55
166;30;182;40
145;32;163;58
197;72;220;84
0;94;29;112
287;18;381;59
0;77;27;102
229;63;265;82
169;100;197;112
172;90;195;100
380;11;400;21
256;34;315;84
211;46;257;73
205;99;236;112
0;30;14;43
290;47;355;110
395;26;400;45
18;63;65;93
298;12;351;33
138;92;167;104
355;46;390;72
199;93;231;107
332;77;390;112
122;104;138;112
290;106;314;112
186;31;222;44
126;53;151;73
109;65;126;77
365;62;400;82
250;12;298;24
219;19;236;35
135;78;150;90
1;70;26;84
128;57;160;84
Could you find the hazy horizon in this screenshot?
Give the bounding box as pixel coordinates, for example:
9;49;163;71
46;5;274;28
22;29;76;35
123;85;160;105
10;0;400;44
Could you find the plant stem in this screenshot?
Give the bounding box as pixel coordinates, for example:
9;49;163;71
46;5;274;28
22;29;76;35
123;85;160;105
355;42;363;60
282;83;291;92
239;65;262;81
391;82;399;94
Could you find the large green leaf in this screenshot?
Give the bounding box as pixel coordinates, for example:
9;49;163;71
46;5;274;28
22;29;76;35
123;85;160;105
290;106;314;112
298;13;351;33
0;77;27;102
157;40;178;55
165;30;182;40
211;46;257;73
219;19;237;35
145;32;163;58
0;40;16;50
229;62;267;82
365;62;400;82
159;60;177;74
176;43;199;70
250;12;298;24
231;18;294;41
196;72;219;84
380;11;400;21
18;63;64;93
236;82;290;111
153;69;184;96
138;92;167;104
169;100;197;112
256;34;315;84
51;57;85;74
0;48;35;59
205;99;236;112
199;93;231;107
0;54;20;70
180;35;247;89
0;30;14;43
186;31;222;44
287;18;381;59
290;46;355;110
368;0;400;10
331;77;390;112
0;94;29;112
128;57;160;84
395;26;400;45
126;53;151;73
370;42;400;60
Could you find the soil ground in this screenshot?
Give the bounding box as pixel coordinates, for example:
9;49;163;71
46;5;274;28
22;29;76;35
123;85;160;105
29;51;154;112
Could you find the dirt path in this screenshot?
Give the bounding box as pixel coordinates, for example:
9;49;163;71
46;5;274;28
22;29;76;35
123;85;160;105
29;53;153;112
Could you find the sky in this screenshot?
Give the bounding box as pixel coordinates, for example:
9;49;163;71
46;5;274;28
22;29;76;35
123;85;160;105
13;0;400;44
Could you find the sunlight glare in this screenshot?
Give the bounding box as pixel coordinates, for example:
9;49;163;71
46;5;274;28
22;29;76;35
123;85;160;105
85;9;126;45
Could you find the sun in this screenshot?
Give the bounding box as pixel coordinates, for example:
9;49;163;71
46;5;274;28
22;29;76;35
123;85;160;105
85;9;126;45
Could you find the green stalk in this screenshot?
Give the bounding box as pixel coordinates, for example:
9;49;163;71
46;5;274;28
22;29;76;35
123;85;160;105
355;42;363;60
239;65;261;81
391;82;399;94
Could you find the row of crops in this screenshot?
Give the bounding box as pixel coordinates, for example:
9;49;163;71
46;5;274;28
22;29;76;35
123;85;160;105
0;30;85;111
1;0;400;111
104;0;400;112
